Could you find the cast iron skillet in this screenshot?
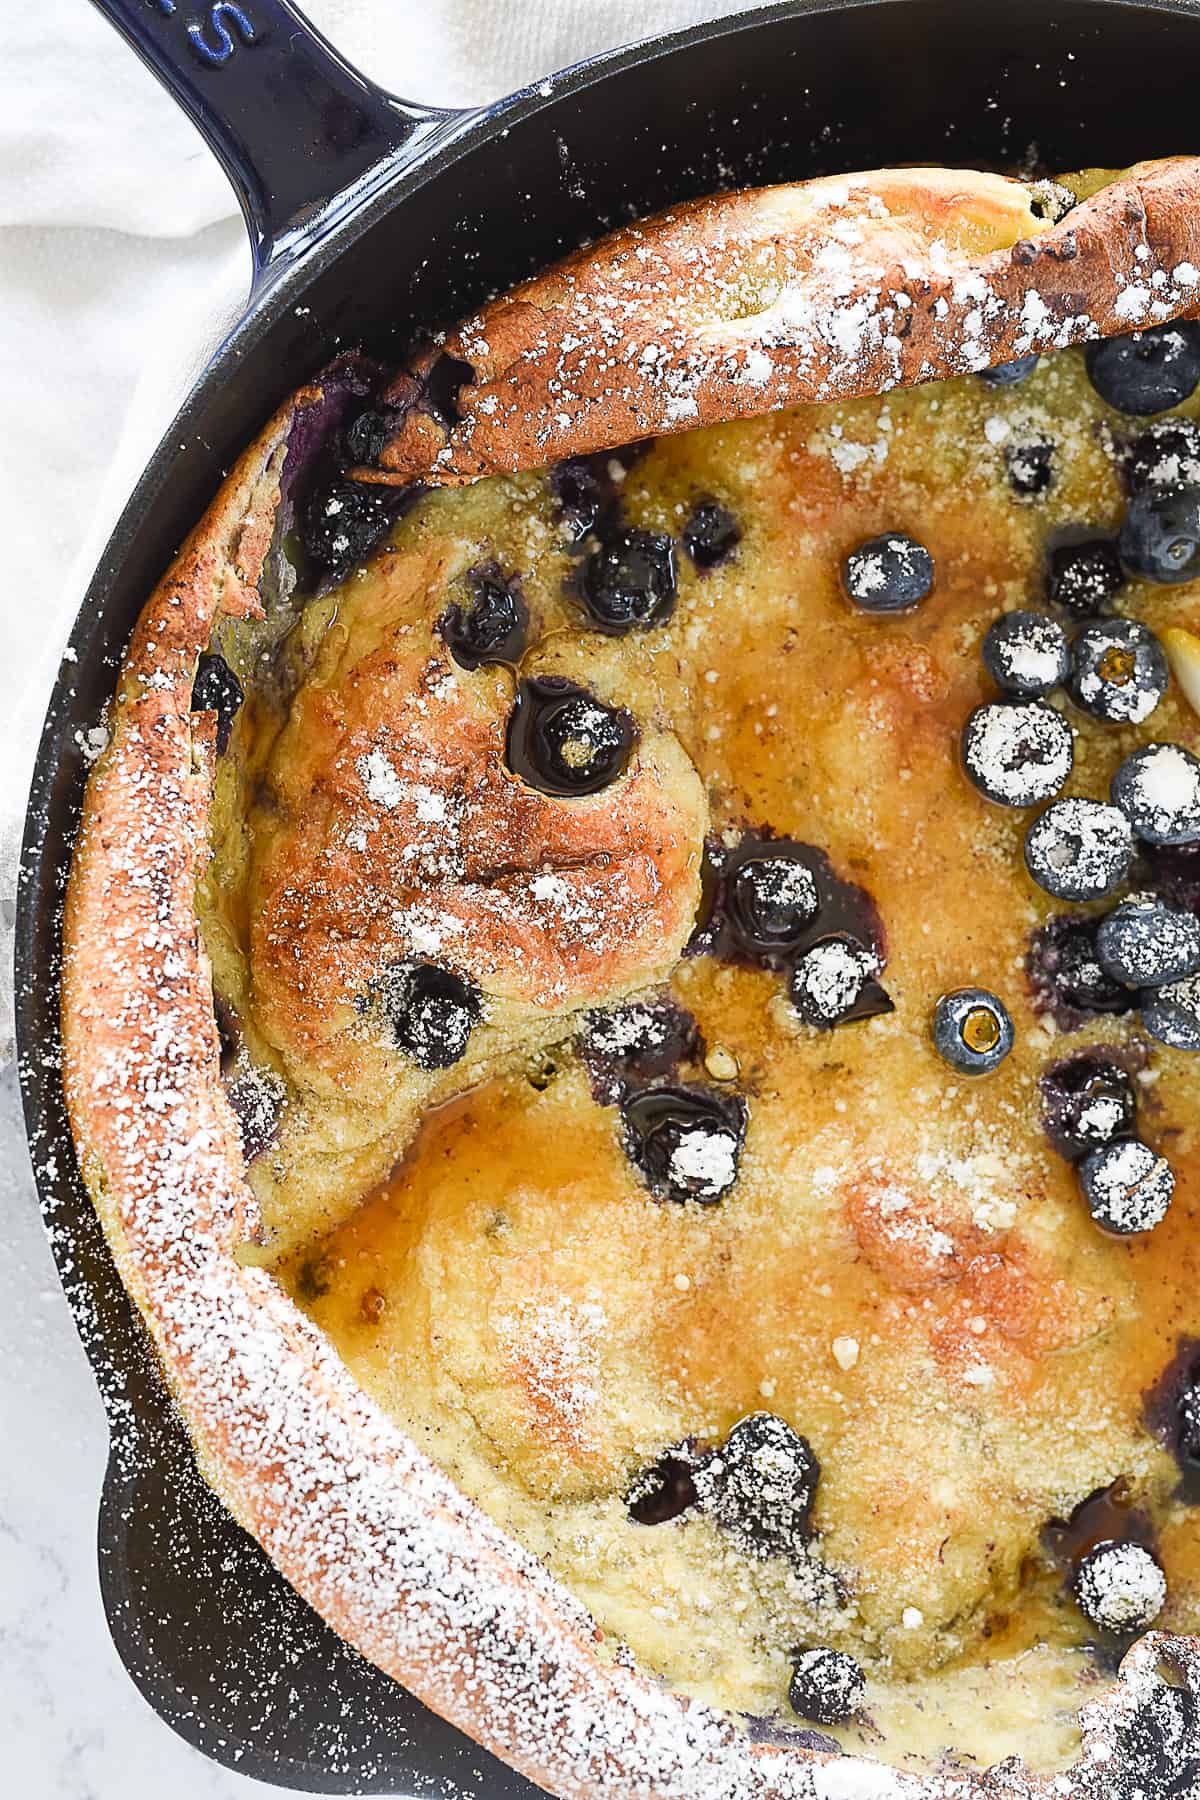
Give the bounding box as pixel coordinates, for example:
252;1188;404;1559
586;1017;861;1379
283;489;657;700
17;0;1200;1790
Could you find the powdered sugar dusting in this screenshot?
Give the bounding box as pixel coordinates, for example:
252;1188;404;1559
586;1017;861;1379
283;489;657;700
384;161;1200;487
50;182;1200;1800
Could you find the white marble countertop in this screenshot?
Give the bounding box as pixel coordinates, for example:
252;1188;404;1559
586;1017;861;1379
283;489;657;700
1;1066;283;1798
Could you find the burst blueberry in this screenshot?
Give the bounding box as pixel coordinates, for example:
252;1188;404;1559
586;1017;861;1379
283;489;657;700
1111;742;1200;845
577;997;700;1102
300;477;398;585
1098;896;1200;988
982;610;1070;698
506;677;636;796
1027;914;1136;1027
933;988;1014;1075
620;1085;748;1204
977;353;1039;387
1024;799;1134;902
729;855;820;951
381;962;481;1069
1045;536;1125;619
1119;484;1200;584
791;936;893;1029
191;652;243;754
789;1649;866;1726
1079;1136;1175;1234
1040;1052;1137;1161
1068;618;1168;724
1125;417;1200;492
439;563;529;669
842;533;934;613
627;1442;704;1525
693;1412;819;1559
1142;974;1200;1052
1005;438;1055;498
961;700;1074;808
682;498;741;570
1086;322;1200;415
579;527;677;632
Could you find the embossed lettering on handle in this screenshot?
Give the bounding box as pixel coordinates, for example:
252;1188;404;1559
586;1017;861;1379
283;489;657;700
90;0;447;280
147;0;258;69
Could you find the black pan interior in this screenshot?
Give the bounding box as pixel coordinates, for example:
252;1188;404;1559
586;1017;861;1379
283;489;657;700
17;0;1200;1789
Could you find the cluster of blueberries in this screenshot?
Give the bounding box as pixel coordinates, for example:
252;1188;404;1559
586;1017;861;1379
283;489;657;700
571;832;893;1211
834;329;1200;1245
627;1412;867;1729
576;993;750;1206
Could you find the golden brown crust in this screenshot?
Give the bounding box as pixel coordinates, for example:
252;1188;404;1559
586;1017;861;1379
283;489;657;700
362;160;1200;488
247;583;706;1086
59;175;1200;1800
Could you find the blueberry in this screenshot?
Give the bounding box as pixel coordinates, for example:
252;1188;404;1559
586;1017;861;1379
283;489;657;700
579;527;676;632
982;610;1070;698
977;353;1039;387
380;962;481;1069
1069;618;1169;724
225;1065;284;1164
550;442;650;543
438;563;529;669
696;833;884;978
788;1648;866;1726
790;936;893;1029
1086;322;1200;415
1111;742;1200;845
933;988;1014;1075
1024;799;1134;902
191;652;243;754
842;533;934;613
682;498;741;570
1147;1343;1200;1490
1125;417;1200;492
961;700;1074;808
620;1084;747;1204
1079;1137;1175;1234
1098;897;1200;988
1040;1052;1137;1161
1005;438;1055;498
729;855;820;951
693;1412;819;1559
1120;484;1200;584
1140;840;1200;915
1142;974;1200;1052
506;677;636;797
300;477;397;585
627;1442;704;1525
577;997;700;1102
551;455;617;543
1045;536;1125;619
343;406;395;465
1073;1540;1167;1635
1109;1684;1199;1799
1027;915;1136;1027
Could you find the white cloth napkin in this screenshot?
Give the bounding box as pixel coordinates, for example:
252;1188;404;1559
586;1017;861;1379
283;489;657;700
0;0;744;1061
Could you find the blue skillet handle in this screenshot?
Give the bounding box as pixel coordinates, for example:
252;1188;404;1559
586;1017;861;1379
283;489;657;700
88;0;452;284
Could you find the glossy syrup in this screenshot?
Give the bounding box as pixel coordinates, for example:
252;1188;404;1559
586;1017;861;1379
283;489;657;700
690;830;887;973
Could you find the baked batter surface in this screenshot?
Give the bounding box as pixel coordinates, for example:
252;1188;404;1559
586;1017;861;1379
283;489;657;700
192;329;1200;1773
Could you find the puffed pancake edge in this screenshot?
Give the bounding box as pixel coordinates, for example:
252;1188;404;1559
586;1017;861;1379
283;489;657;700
60;168;1200;1799
360;159;1200;487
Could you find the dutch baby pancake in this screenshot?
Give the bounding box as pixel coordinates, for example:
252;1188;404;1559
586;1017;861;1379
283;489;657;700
63;159;1200;1796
